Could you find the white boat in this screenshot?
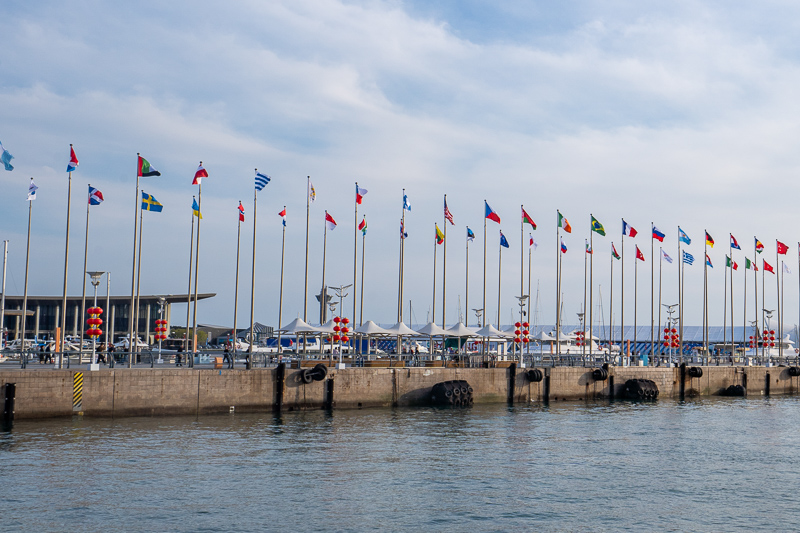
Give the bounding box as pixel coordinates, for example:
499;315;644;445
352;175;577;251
114;335;150;350
743;334;797;360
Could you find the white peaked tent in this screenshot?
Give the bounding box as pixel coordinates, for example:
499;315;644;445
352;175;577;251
476;324;513;338
355;321;392;355
315;320;337;333
417;322;448;336
280;317;317;333
446;322;479;337
530;330;556;341
384;321;420;355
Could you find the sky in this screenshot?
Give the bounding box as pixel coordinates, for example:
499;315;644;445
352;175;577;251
2;0;800;334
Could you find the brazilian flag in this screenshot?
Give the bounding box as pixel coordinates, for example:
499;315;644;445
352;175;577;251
591;215;605;236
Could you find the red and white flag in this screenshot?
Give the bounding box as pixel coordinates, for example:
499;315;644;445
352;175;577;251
192;162;208;185
325;211;337;231
356;185;368;204
238;202;245;222
635;245;645;261
777;240;789;255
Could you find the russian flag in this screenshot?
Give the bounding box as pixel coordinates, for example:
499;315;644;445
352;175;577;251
652;226;665;242
67;145;79;172
560;238;567;253
485;201;500;223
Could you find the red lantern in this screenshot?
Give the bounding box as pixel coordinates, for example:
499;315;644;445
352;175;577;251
515;322;521;328
333;317;340;323
523;338;529;343
341;327;349;334
333;335;340;342
671;328;677;334
514;337;521;343
333;325;340;332
514;329;521;336
664;328;669;333
342;318;350;324
341;336;349;343
523;330;529;336
770;343;775;347
522;322;529;328
663;342;669;347
770;330;775;335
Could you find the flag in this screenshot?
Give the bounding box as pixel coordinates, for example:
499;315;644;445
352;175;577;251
745;257;757;271
755;238;764;254
192;163;208;185
635;245;645;261
141;191;163;212
560;238;567;253
191;198;202;218
485;201;501;223
706;254;713;268
467;227;475;242
500;231;509;248
88;186;104;206
652;226;665;242
521;206;536;229
557;211;572;233
777;240;789;255
400;220;408;239
444;198;454;225
682;251;694;265
137;156;161;177
238;202;245;222
612;243;620;260
764;260;775;273
730;234;740;250
661;249;673;264
435;224;444;245
0;141;14;171
67;146;79;172
403;194;411;211
591;216;605;236
279;208;287;226
309;181;316;203
27;178;37;201
530;236;538;250
356;185;368;205
783;262;792;274
358;216;367;235
679;227;691;245
255;171;271;191
726;256;738;270
325;212;337;231
622;219;637;237
705;232;714;248
585;239;592;254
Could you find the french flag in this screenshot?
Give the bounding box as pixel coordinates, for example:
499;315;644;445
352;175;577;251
192;162;208;185
67;145;79;172
652;226;665;242
622;219;637;237
485;201;501;223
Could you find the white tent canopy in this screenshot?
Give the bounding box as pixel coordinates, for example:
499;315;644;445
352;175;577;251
476;324;513;338
384;322;419;336
314;320;337;334
280;317;317;333
416;322;448;336
355;321;391;335
446;322;479;337
530;330;556;341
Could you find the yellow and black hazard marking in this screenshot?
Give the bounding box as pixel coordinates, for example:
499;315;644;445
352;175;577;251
73;372;83;411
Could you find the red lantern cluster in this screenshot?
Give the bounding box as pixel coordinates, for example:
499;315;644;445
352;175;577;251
513;321;530;344
86;307;103;338
154;319;168;341
663;327;679;348
575;330;585;347
332;316;350;343
763;329;776;348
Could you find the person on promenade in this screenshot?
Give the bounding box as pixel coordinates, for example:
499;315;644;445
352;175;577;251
175;345;183;367
223;344;232;369
39;343;46;364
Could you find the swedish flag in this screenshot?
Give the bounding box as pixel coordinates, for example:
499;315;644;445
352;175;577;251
591;215;605;236
141;191;163;212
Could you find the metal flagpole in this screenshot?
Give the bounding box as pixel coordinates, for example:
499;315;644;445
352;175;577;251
610;246;614;356
359;221;365;327
634;246;638;357
497;231;502;327
432;224;438;324
678;229;682;362
680;251;685;364
556;214;560;354
651;223;655;359
590;223;594;356
134;204;144;362
776;241;781;360
278;205;286;360
129;154;141;369
80;185;92;362
21;193;32;368
621;220;625;359
354;182;359;325
232;202;242;369
184;200;195;357
248;183;258;369
730;238;735;359
658;247;663;359
60;145;75;369
521;206;525;316
781;260;785;361
0;240;7;351
527;235;532;325
191;177;202;359
703;231;708;356
105;272;111;367
583;239;588;357
442;195;448;328
304;177;311;323
762;258;766;360
399;190;406;322
321;211;329;325
743;254;746;359
483;201;488;327
465;227;470;327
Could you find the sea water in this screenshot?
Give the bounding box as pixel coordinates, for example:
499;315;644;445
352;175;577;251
2;397;799;532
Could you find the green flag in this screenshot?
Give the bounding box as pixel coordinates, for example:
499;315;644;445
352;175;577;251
591;215;605;236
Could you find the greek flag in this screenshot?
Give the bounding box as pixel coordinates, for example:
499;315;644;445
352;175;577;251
682;251;694;265
255;171;271;191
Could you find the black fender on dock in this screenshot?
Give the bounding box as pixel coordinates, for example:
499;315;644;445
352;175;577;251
623;379;659;400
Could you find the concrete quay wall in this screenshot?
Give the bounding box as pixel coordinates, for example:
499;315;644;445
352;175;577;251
3;364;800;420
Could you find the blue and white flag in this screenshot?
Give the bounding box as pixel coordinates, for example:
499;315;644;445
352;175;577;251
27;178;38;201
500;231;509;248
88;186;104;205
467;227;475;242
661;249;673;264
0;141;13;171
678;227;691;245
682;251;694;265
255;171;271;191
403;194;411;211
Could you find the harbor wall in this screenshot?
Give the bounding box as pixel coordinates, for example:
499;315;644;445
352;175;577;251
3;364;800;420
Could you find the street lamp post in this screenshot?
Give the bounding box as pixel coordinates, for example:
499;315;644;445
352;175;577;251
662;303;678;366
515;295;528;365
155;297;166;366
87;271;105;370
473;308;484;358
764;308;775;365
